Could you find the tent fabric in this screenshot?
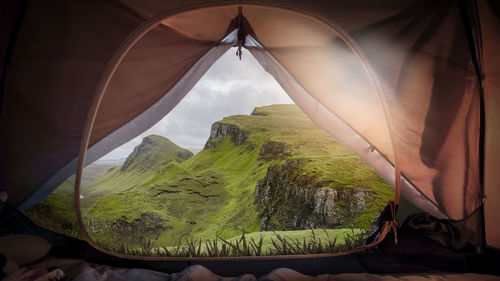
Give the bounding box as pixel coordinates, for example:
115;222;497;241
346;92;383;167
20;28;236;211
1;0;146;207
0;0;498;249
478;0;500;249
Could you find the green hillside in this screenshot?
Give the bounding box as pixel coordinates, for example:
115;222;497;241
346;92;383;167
52;163;119;196
26;104;393;255
24;162;121;238
25;136;192;239
84;135;193;197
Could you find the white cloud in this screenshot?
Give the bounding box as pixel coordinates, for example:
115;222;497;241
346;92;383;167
100;48;293;160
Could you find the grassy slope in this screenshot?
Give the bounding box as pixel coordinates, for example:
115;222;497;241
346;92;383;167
81;104;393;248
52;163;119;196
213;105;393;228
24;193;82;239
24;162;121;238
25;135;192;240
85;136;267;246
84;135;192;197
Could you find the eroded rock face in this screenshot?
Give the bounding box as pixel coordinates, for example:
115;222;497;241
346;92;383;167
204;123;250;149
176;150;194;161
121;137;160;171
255;159;373;231
259;141;291;159
120;136;166;172
111;212;167;246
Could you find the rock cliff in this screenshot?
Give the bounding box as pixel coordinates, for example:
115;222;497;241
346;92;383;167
255;158;374;231
204;122;251;149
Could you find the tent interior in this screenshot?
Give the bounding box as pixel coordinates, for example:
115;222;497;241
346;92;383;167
1;0;500;280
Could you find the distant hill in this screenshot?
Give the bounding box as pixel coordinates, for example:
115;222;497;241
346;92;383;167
51;162;121;196
26;104;393;252
25;134;192;238
93;158;126;165
121;135;193;172
82;135;192;197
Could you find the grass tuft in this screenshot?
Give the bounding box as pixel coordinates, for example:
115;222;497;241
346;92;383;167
98;228;367;257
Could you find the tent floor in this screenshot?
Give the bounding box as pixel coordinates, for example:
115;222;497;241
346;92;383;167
1;204;499;276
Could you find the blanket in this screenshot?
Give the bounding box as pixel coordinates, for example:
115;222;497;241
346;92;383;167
26;257;500;281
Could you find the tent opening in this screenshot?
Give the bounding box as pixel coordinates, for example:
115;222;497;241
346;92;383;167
25;43;396;257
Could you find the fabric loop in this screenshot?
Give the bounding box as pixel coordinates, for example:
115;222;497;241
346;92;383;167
236;7;246;60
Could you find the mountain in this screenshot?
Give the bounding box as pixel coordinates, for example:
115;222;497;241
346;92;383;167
121;135;193;172
83;135;192;197
26;104;393;251
36;134;192;198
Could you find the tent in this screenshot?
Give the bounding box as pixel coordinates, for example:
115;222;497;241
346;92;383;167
1;0;499;275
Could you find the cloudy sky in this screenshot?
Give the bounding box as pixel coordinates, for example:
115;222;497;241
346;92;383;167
100;48;293;160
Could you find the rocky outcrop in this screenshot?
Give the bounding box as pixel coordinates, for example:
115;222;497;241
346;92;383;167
204;123;250;149
122;136;161;171
85;212;167;247
259;141;291;160
255;159;373;231
111;212;167;246
176;150;194;161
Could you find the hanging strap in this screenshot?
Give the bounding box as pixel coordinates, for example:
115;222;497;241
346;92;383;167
223;6;256;60
236;7;246;60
